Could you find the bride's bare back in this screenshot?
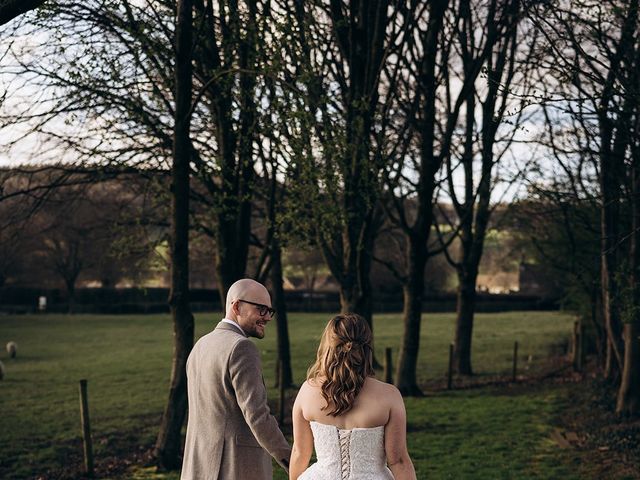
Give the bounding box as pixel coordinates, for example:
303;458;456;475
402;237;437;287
289;314;416;480
298;376;396;429
291;376;415;480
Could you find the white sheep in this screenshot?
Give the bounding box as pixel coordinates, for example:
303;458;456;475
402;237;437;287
0;360;4;380
6;341;17;359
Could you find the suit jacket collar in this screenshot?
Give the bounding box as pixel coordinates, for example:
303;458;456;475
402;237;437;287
215;320;248;338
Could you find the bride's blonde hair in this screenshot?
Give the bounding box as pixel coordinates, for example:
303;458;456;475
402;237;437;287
307;313;374;416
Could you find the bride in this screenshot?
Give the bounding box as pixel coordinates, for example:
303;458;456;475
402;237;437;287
289;313;416;480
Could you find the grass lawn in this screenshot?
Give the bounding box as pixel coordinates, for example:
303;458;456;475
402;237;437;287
0;311;581;479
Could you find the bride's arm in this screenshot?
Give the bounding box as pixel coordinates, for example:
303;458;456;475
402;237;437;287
384;387;417;480
289;385;314;480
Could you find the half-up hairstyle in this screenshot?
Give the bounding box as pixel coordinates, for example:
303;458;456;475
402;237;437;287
307;313;374;416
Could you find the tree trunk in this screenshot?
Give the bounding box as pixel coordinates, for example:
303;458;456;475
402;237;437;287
215;162;251;305
395;237;427;396
596;1;638;379
356;263;382;369
605;338;615;381
454;269;478;375
337;250;382;369
393;0;448;396
194;0;256;307
616;130;640;416
616;201;640;413
616;323;640;415
216;231;249;306
338;267;371;324
270;237;293;388
154;0;195;470
449;0;516;377
357;207;383;340
600;151;623;380
65;277;77;314
338;273;360;314
600;207;623;382
590;284;606;367
357;230;375;329
309;0;387;365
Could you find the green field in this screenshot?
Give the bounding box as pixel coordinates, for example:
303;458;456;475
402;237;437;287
0;311;583;479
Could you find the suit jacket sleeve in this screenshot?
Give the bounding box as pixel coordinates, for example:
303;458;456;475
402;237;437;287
229;339;292;472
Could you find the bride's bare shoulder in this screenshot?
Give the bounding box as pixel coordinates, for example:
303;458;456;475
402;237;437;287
306;376;325;388
297;378;323;398
294;381;314;406
366;377;403;398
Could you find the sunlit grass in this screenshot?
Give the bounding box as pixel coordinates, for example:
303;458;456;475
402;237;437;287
0;311;578;479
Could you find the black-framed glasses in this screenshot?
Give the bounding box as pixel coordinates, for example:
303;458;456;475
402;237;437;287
237;299;276;318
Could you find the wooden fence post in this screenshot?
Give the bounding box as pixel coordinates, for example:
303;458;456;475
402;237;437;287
79;379;94;477
383;347;393;384
512;341;519;382
572;319;583;372
448;343;454;390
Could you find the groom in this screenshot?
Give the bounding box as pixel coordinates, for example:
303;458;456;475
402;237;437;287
181;279;291;480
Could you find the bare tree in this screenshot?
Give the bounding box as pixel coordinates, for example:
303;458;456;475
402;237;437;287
189;0;266;301
2;2;296;462
436;0;534;375
0;0;276;303
530;0;640;415
507;194;603;358
619;108;640;415
275;0;403;356
154;0;194;469
380;0;520;394
0;167;158;300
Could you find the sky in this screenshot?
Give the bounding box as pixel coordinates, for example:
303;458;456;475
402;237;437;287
0;3;564;204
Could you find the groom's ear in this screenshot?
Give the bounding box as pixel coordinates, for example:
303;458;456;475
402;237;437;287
231;299;240;316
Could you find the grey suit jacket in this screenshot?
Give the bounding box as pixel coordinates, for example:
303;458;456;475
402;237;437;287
181;321;291;480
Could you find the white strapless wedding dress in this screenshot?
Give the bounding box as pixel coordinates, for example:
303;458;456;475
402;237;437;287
298;421;394;480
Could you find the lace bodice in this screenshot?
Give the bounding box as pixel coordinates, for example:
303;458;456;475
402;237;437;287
298;421;394;480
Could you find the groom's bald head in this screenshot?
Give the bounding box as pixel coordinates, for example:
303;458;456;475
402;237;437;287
225;279;271;317
225;279;273;339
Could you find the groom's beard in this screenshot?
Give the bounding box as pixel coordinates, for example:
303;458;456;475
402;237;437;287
244;317;267;339
249;320;267;338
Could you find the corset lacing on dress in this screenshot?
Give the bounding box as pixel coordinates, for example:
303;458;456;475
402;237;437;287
298;421;394;479
338;429;351;480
